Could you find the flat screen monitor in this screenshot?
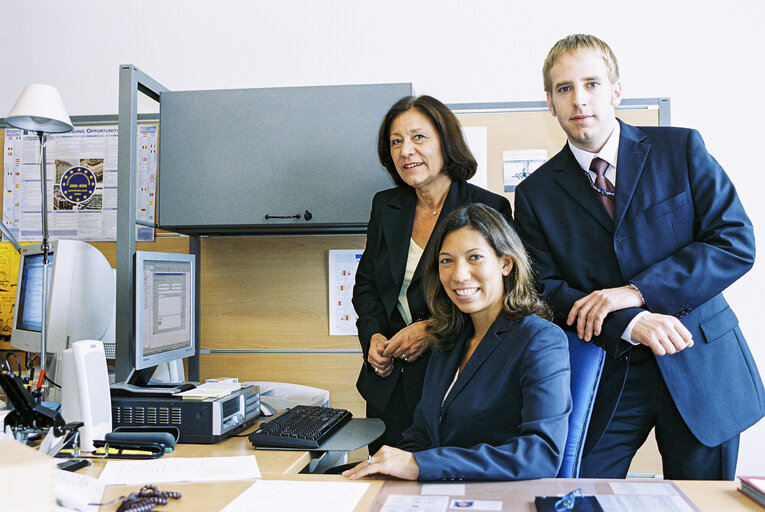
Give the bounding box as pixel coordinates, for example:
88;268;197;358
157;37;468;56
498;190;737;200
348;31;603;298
128;251;195;387
11;240;115;354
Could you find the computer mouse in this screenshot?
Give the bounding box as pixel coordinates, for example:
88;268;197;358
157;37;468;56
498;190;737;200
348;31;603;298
260;402;276;417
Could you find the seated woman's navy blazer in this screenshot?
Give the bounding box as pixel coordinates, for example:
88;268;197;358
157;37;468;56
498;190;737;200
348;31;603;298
399;314;571;481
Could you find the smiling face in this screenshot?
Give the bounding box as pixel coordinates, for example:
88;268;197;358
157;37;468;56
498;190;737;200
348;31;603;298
546;49;622;153
389;108;446;190
438;227;513;326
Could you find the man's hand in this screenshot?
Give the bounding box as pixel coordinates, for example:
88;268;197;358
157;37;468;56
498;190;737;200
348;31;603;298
368;333;393;377
342;445;420;480
631;312;694;355
383;320;430;362
567;285;644;341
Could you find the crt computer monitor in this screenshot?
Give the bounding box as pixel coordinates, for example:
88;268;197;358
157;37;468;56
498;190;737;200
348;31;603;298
127;251;195;387
11;240;115;354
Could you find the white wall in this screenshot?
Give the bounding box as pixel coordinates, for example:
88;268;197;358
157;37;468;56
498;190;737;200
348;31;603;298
3;0;763;473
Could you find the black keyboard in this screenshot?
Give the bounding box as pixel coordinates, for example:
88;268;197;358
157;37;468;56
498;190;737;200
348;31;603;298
248;405;352;449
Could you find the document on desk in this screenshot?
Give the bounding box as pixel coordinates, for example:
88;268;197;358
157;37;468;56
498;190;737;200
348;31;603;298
594;481;700;512
98;455;261;485
54;469;105;512
220;479;370;512
380;494;449;512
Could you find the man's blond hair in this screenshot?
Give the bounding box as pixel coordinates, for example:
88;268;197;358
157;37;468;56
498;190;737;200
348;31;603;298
543;34;620;93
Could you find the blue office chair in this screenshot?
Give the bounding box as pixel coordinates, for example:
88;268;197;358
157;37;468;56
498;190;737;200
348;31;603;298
557;330;605;478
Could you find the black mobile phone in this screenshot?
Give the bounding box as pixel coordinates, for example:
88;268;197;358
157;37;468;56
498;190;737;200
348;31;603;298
57;459;91;472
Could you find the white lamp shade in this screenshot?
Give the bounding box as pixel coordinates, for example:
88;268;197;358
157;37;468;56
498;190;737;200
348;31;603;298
6;84;73;133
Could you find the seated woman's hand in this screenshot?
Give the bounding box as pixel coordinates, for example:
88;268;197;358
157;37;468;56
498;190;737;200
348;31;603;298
342;445;420;480
383;320;431;362
368;333;394;377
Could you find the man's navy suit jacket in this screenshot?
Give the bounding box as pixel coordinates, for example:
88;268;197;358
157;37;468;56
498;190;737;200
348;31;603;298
514;120;765;449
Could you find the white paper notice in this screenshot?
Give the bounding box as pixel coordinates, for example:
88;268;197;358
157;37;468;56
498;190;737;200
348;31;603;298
462;126;488;190
220;479;369;512
421;483;466;495
328;249;363;335
381;494;449;512
98;456;261;485
502;149;548;192
3;125;157;242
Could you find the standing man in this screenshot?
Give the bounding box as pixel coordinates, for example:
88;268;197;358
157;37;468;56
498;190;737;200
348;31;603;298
514;34;765;479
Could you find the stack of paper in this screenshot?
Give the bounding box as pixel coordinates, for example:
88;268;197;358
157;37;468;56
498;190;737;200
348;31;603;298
174;381;240;400
739;476;765;508
0;440;57;511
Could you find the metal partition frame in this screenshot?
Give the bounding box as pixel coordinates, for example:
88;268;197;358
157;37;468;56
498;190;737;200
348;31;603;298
116;65;201;382
447;97;671;126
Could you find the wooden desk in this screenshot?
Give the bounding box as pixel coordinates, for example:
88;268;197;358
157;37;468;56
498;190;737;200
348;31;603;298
81;431;321;510
80;428;313;479
98;473;383;512
77;434;760;512
370;478;761;512
91;476;759;512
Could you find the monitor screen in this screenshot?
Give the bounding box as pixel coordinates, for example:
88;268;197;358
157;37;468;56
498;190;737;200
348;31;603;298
11;240;114;354
15;252;48;333
134;251;195;373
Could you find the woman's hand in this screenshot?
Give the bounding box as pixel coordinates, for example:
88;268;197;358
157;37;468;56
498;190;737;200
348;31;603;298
368;333;393;377
342;445;420;480
383;320;430;362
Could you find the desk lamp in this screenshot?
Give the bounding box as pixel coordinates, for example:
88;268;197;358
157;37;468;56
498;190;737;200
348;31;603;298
6;84;73;392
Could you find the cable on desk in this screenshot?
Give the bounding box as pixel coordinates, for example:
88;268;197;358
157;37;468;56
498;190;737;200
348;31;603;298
95;485;181;512
2;352;21;374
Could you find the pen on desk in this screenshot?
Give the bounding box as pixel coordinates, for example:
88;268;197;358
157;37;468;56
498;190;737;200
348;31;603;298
36;369;45;390
94;447;155;456
59;447;155;456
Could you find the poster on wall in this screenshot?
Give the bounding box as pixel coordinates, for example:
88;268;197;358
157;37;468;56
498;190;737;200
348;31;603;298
3;124;157;242
328;249;363;336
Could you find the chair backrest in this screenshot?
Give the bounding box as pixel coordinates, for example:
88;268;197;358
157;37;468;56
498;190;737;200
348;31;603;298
557;330;605;478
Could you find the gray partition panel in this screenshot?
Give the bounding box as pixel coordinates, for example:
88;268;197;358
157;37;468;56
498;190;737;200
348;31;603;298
158;83;412;235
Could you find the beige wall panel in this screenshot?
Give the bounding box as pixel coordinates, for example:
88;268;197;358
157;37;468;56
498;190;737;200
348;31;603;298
456;109;660;204
90;236;190;268
198;235;366;351
200;353;366;417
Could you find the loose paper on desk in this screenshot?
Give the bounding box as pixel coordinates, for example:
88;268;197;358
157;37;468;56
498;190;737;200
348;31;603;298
220;479;369;512
98;456;261;485
380;494;449;512
174;381;238;399
55;468;105;512
595;482;700;512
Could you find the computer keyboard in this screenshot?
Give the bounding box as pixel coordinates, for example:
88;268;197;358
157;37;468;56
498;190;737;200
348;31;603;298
248;405;352;449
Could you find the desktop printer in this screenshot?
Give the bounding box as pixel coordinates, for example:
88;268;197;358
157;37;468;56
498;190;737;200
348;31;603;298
110;385;260;443
245;381;329;411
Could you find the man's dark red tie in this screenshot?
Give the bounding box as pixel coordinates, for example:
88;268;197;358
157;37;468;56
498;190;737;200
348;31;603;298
590;156;615;219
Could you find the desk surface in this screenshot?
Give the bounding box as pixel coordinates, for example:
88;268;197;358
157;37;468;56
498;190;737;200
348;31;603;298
78;433;760;512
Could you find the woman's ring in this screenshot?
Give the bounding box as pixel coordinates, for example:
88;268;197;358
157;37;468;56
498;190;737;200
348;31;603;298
402;355;408;362
367;455;373;464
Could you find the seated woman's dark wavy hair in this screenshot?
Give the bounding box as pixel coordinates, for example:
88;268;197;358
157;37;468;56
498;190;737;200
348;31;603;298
423;204;552;351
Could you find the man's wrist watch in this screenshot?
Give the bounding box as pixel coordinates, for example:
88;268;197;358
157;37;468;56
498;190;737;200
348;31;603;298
626;283;646;306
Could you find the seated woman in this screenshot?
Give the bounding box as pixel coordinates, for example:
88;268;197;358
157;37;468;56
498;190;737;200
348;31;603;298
344;204;571;481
